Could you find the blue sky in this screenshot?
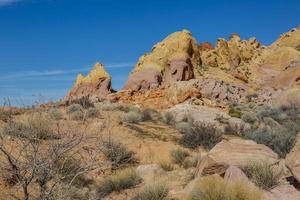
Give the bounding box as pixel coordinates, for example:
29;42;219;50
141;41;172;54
0;0;300;106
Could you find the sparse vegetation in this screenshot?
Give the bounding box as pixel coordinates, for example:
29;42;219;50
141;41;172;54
67;104;82;114
242;161;281;190
122;111;143;123
170;149;190;166
97;168;141;198
142;108;160;121
183;155;199;169
69;96;94;109
100;139;136;168
241;105;300;157
162;112;175;125
86;107;99;118
179;124;222;150
70;110;84;121
48;108;64;120
189;176;262;200
132;181;169;200
228;106;242;118
159;161;174;171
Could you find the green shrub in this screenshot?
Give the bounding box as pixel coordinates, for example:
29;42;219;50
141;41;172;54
241;112;258;124
100;139;136;168
189;176;262;200
97;168;141;198
242;161;281;190
48;108;63;120
229;107;242;118
67;104;82;114
170;149;189;166
142;108;159;121
132;182;169;200
70;110;84;121
122;111;143;124
179;124;222;150
86;107;99;118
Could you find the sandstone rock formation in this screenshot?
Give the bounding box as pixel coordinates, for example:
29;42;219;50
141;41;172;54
264;185;300;200
195;138;279;177
123;30;200;91
66;62;113;102
286;133;300;183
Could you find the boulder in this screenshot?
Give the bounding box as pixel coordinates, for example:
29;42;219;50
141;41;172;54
136;164;164;183
286;133;300;183
195;138;279;177
66;62;113;102
264;185;300;200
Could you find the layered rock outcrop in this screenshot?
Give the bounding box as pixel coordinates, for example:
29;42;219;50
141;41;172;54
66;62;113;102
123;30;200;91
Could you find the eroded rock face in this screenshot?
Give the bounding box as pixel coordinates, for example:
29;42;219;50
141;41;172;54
66;62;113;102
124;30;200;91
264;185;300;200
123;68;162;91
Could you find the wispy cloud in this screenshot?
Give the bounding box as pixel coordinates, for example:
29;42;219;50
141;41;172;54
0;62;134;80
0;0;22;7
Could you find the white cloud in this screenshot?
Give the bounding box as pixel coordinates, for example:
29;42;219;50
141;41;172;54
0;62;134;80
0;0;22;6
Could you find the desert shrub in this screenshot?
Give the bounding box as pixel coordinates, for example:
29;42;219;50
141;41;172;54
70;110;84;121
162;112;175;125
86;107;99;118
48;108;63;120
175;121;192;134
241;112;258;124
101;102;123;111
228;106;242;118
132;182;169;200
189;176;262;200
170;149;190;166
70;96;94;109
159;161;174;171
122;111;143;124
97;168;141;198
243;126;296;158
183;155;199;169
242;161;281;190
142;108;159;121
179;124;222;150
100;139;136;168
3;114;56;140
67;104;82;114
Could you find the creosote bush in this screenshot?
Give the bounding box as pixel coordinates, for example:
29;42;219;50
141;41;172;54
132;181;169;200
97;168;141;198
179;124;222;150
170;149;189;166
189;176;262;200
242;161;281;190
100;139;136;168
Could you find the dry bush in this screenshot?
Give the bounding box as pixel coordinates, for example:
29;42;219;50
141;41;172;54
162;112;175;125
179;124;222;150
122;111;143;124
101;102;124;111
69;96;94;109
132;181;169;200
189;176;262;200
86;107;99;118
183;155;199;169
170;149;189;166
97;168;141;198
242;161;281;190
159;161;174;171
48;108;63;120
100;139;136;168
67;104;82;114
70;110;84;121
142;108;160;121
0;124;101;200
